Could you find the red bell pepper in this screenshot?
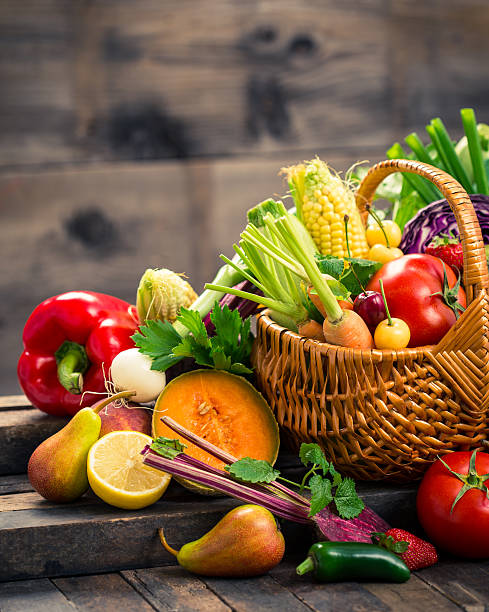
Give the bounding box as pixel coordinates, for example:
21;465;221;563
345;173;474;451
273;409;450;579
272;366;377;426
18;291;139;416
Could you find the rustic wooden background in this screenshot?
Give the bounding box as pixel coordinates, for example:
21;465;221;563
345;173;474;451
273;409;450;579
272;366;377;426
2;0;489;394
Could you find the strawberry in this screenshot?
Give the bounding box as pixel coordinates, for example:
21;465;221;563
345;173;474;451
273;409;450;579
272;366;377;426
372;528;438;571
425;234;463;274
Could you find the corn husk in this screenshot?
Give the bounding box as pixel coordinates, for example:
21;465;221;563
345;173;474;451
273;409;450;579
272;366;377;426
137;268;198;323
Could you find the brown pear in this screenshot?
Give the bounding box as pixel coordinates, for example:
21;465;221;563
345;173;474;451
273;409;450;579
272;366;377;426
159;504;285;577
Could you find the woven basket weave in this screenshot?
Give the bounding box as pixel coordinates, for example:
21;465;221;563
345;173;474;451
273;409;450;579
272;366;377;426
252;159;489;482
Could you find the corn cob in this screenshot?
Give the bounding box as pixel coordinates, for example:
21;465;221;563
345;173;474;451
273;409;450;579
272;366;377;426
282;158;369;258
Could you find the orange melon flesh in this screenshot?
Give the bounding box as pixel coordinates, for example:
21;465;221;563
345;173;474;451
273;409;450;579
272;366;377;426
152;370;280;469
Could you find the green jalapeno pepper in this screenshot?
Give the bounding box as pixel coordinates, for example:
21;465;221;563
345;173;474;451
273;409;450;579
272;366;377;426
296;541;411;583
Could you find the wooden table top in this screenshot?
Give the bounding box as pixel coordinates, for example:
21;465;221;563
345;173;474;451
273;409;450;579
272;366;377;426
2;555;489;611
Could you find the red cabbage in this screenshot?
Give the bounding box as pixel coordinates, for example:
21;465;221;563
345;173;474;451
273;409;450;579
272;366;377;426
399;195;489;254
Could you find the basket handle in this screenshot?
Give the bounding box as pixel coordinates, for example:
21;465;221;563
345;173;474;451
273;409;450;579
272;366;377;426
355;158;489;304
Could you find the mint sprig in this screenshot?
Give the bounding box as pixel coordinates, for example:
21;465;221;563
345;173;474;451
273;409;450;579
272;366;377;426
225;442;364;520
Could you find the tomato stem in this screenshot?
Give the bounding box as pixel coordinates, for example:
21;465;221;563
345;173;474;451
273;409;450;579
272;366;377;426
437;449;489;514
378;279;393;326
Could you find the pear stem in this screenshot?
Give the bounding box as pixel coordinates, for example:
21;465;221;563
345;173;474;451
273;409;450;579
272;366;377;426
158;528;179;557
91;390;137;414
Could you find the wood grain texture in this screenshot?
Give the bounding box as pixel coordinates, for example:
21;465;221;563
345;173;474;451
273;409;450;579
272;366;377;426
0;493;242;581
1;0;488;168
0;407;67;475
53;574;155;611
123;566;231;612
416;558;489;610
0;579;75;612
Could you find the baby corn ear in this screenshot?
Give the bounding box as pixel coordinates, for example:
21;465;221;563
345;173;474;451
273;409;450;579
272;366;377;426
282;158;369;259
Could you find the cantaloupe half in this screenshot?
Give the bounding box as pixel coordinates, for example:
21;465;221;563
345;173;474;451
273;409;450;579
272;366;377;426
152;370;280;493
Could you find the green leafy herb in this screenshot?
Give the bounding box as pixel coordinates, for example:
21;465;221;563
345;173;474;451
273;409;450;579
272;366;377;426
131;319;183;371
300;442;330;476
225;442;363;520
308;474;333;517
334;477;365;519
132;302;253;374
150;437;187;459
225;457;280;483
316;255;381;296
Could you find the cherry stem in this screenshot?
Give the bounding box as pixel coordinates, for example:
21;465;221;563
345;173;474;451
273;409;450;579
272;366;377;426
379;279;393;326
366;205;390;248
343;215;366;294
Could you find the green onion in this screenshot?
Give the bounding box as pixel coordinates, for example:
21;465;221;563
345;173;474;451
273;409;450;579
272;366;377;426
426;124;454;177
430;119;473;192
404;132;435;166
461;108;489;195
387;143;440;203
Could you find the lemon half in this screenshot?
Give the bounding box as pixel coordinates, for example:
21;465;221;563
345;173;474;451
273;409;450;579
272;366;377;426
87;431;171;510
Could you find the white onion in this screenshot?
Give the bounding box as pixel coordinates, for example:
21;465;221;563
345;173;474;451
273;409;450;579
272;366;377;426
110;348;166;403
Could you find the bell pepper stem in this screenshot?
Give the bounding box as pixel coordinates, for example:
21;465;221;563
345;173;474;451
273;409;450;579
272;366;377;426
296;557;315;576
55;341;89;394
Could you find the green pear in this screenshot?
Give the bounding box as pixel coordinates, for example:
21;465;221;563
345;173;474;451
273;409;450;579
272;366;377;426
28;390;135;503
159;504;285;577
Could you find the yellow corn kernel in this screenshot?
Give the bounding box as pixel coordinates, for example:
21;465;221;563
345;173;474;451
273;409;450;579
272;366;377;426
282;158;369;257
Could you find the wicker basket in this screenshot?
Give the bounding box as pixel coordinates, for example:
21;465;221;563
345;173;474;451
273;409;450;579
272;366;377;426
252;159;489;482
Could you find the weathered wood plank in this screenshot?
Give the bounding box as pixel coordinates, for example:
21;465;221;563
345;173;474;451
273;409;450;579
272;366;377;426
364;574;462;611
271;561;391;611
123;566;231;612
0;474;32;495
0;0;394;167
202;572;311;611
53;573;155;611
415;558;489;611
0;408;67;475
0;395;30;409
0;579;74;612
0;493;243;581
1;0;488;168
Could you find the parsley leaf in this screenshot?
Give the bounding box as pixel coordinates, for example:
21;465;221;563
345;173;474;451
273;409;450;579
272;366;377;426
225;457;280;483
308;474;333;517
131;320;183;371
334;477;365;519
132;302;253;374
150;437;187;459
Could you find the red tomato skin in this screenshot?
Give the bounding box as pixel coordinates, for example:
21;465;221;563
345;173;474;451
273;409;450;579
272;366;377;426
366;254;466;347
416;451;489;558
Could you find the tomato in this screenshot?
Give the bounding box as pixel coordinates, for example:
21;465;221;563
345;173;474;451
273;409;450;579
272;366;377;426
366;254;466;347
416;451;489;558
